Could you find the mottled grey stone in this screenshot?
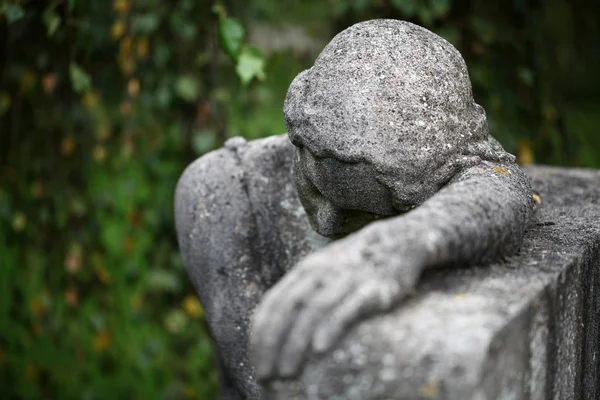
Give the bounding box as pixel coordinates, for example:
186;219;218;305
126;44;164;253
175;135;330;399
262;166;600;400
284;19;515;227
251;18;532;385
174;18;600;400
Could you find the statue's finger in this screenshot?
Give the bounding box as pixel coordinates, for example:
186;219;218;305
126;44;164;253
312;281;400;353
251;272;324;380
277;274;356;378
250;267;310;341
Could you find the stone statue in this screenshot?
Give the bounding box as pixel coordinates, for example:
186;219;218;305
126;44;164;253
175;19;534;399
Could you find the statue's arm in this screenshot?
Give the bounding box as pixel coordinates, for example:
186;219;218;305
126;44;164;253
251;161;534;380
381;161;534;272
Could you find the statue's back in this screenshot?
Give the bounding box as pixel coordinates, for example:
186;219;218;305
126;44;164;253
175;134;328;398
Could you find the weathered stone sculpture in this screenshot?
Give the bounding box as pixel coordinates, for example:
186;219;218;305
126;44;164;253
175;19;536;399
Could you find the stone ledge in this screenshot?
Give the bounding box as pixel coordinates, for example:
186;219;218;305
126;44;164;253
265;166;600;400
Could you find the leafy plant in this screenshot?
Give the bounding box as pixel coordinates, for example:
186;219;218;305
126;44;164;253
0;0;597;399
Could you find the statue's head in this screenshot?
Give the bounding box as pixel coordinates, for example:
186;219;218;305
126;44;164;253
285;19;511;238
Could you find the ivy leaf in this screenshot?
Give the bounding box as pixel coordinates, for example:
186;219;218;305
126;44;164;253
43;10;61;37
69;63;92;93
518;67;534;86
132;13;160;35
148;269;180;293
164;310;188;334
219;17;244;60
211;2;227;19
0;92;11;115
1;3;25;24
235;45;265;86
101;220;126;256
175;75;200;102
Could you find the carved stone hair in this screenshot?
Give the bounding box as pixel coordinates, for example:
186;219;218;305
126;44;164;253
284;19;514;206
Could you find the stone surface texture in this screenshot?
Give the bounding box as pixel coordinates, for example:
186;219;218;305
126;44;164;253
176;132;600;399
174;18;600;400
251;18;533;389
284;19;514;214
175;136;329;399
263;166;600;399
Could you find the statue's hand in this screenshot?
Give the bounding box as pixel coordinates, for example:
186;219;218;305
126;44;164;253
250;237;422;380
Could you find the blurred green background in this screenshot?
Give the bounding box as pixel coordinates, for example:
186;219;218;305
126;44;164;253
0;0;598;398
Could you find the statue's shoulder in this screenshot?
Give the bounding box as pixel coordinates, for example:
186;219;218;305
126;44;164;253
234;134;295;175
174;134;294;252
175;134;292;207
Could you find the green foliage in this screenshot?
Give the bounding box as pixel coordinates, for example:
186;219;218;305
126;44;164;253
42;8;61;37
216;10;266;86
175;75;201;102
69;63;92;93
0;0;598;399
236;46;266;86
219;17;245;60
0;2;25;24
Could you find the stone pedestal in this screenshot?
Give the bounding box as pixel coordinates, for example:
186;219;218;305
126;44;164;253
266;166;600;400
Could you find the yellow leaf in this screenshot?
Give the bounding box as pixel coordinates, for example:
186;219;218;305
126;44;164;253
111;20;126;40
532;193;542;205
127;79;140;97
61;136;75;156
113;0;130;14
12;212;27;232
136;37;150;60
119;58;136;76
93;145;106;163
98;124;111;141
182;295;204;319
517;140;534;166
120;36;133;59
82;92;99;110
0;92;11;114
95;265;112;285
93;330;111;353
